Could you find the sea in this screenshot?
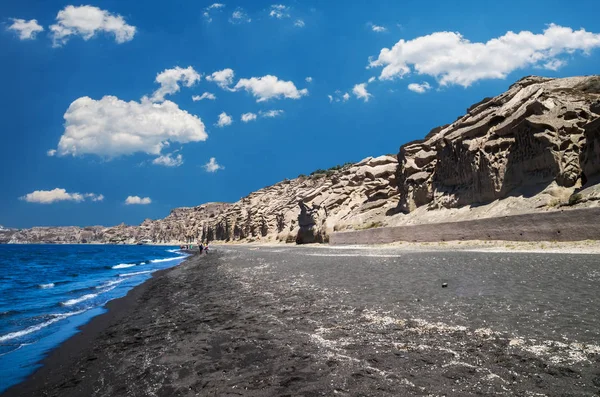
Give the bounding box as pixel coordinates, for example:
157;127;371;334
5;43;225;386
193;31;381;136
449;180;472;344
0;244;189;393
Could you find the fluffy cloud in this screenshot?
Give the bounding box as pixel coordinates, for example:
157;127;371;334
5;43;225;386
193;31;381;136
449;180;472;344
152;153;183;167
369;24;600;87
204;157;223;172
203;3;225;22
241;112;257;122
407;82;432;93
21;188;103;204
305;76;313;83
151;66;201;102
368;76;376;83
55;96;207;158
50;5;136;47
125;196;151;205
352;83;372;102
259;109;284;118
371;24;386;32
216;112;233;127
192;92;216;101
270;4;290;19
206;68;235;89
328;91;350;103
7;18;44;40
47;149;57;157
234;75;308;102
294;19;305;28
230;9;251;24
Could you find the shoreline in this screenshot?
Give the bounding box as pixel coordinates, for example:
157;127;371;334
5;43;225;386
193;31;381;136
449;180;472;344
1;257;187;397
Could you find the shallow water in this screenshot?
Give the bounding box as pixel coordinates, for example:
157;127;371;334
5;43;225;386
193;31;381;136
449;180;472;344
0;244;188;392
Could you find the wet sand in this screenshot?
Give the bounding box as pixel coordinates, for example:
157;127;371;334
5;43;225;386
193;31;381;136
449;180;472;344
3;246;600;396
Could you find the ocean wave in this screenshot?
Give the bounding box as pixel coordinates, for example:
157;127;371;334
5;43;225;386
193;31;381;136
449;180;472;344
0;310;21;318
0;310;85;343
150;255;187;263
118;270;155;277
112;263;136;269
96;279;125;289
61;285;117;306
37;283;55;289
166;249;181;253
60;293;99;307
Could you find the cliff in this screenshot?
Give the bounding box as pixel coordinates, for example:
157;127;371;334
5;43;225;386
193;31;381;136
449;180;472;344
4;75;600;245
397;75;600;214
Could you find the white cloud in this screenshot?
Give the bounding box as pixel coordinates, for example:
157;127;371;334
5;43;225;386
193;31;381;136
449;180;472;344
47;149;57;157
367;76;376;83
270;4;290;19
192;92;216;101
204;3;225;22
216;112;233;127
234;75;308;102
21;188;103;204
204;157;223;172
50;5;136;47
328;91;350;103
206;68;235;89
305;76;313;83
543;59;565;71
260;109;284;118
369;24;600;87
7;18;44;40
371;24;386;32
352;83;372;102
152;153;183;167
55;96;207;158
125;196;151;205
151;66;201;102
230;9;251;24
241;112;257;122
407;82;432;93
294;19;305;28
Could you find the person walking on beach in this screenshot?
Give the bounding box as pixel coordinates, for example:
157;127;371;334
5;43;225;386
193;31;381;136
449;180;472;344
199;243;204;254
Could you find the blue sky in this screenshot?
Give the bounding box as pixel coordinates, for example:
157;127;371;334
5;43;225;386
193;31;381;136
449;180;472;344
1;0;599;228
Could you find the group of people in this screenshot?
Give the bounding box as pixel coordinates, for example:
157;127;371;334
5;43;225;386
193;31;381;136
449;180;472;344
179;243;210;254
198;242;209;254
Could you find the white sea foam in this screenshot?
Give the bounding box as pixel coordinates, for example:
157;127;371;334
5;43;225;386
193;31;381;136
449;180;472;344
37;283;55;289
166;249;181;253
60;293;99;306
0;310;85;342
112;263;136;269
118;270;155;277
61;284;118;306
96;279;125;289
150;255;187;263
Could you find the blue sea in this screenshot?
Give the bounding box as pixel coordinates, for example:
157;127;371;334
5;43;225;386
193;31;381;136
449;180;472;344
0;244;189;392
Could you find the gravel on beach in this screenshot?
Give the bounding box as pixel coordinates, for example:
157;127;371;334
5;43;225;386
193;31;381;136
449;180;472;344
4;245;600;396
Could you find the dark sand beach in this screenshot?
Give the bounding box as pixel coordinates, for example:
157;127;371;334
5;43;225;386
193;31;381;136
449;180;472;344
4;245;600;396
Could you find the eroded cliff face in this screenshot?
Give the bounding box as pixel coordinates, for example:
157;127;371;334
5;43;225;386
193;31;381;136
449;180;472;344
194;155;398;244
397;76;600;213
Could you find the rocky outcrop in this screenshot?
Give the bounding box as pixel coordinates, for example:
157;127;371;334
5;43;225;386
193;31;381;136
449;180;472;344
397;76;600;212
